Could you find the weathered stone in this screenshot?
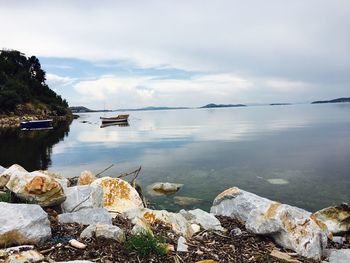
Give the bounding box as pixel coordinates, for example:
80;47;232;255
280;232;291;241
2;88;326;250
124;208;191;238
91;177;144;213
4;250;44;263
210;187;327;259
177;236;188;252
0;164;26;188
40;170;70;191
190;224;201;234
58;208;112;225
78;171;96;186
313;203;350;235
69;239;86;249
329;249;350;263
0;202;51;246
179;209;224;231
5;167;66;207
61;185;103;213
80;224;125;242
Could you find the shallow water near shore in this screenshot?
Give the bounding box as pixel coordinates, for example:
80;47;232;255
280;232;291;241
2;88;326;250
1;103;350;212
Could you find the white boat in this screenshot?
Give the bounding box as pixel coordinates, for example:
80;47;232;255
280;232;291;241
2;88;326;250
100;114;129;123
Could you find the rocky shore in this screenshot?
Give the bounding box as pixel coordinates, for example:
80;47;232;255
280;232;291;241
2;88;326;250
0;164;349;263
0;115;74;128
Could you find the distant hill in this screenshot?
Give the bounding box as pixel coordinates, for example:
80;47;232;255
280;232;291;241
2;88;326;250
69;106;95;113
200;103;246;108
311;97;350;104
0;49;70;116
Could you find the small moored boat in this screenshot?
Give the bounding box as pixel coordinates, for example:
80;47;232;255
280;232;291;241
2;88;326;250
20;119;53;130
100;114;129;123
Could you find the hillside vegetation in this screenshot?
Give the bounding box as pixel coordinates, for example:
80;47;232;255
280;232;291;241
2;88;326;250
0;50;69;116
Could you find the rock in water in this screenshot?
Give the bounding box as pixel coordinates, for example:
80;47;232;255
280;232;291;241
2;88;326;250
0;202;51;246
91;177;144;213
313;203;350;235
5;166;66;207
78;171;96;186
210;187;327;259
58;208;112;225
61;185;103;213
151;182;183;194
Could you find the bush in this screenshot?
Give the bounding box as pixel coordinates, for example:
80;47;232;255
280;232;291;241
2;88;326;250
0;190;13;203
124;230;167;258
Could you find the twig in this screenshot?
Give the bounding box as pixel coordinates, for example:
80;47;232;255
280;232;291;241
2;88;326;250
40;247;56;254
176;253;185;263
95;164;114;177
69;195;91;213
117;166;141;180
213;231;231;239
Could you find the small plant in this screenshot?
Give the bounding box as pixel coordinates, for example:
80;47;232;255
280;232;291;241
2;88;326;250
0;190;13;203
124;230;167;257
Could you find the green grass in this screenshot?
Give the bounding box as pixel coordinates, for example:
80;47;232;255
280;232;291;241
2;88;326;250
124;230;167;258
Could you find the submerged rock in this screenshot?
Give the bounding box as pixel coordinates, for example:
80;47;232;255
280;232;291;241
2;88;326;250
0;202;51;246
174;196;204;206
61;185;103;213
58;207;112;225
210;187;328;259
5;166;66;207
179;209;224;231
313;203;350;235
91;177;144;213
78;171;96;186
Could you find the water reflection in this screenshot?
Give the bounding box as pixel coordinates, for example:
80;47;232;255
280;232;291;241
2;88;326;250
0;120;71;171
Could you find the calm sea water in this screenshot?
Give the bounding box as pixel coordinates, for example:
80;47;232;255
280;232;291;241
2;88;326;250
1;103;350;212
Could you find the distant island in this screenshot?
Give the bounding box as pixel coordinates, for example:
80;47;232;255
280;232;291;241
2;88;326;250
311;97;350;104
269;103;292;106
69;106;95;113
200;103;246;109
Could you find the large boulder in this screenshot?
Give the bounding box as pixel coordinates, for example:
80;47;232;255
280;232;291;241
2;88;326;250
313;203;350;235
210;187;328;259
124;208;192;238
5;166;66;207
0;202;51;246
58;208;112;225
179;209;224;231
91;177;144;213
61;185;103;213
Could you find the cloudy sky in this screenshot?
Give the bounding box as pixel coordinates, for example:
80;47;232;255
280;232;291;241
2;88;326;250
1;0;349;109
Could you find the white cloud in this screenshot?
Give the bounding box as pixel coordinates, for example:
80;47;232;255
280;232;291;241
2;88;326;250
265;79;312;92
46;73;75;86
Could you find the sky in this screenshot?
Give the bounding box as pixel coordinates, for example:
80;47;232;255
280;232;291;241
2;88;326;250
0;0;349;109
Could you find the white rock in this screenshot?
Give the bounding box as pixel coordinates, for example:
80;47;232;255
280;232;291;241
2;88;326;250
91;177;144;213
313;203;350;235
190;224;201;234
210;187;328;259
61;185;103;213
124;208;191;238
5;167;66;207
177;236;188;252
4;250;44;263
58;208;112;225
0;202;51;246
180;209;224;231
80;224;125;242
69;239;86;249
329;249;350;263
0;164;26;188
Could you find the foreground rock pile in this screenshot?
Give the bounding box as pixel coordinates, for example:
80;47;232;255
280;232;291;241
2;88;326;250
0;164;349;262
